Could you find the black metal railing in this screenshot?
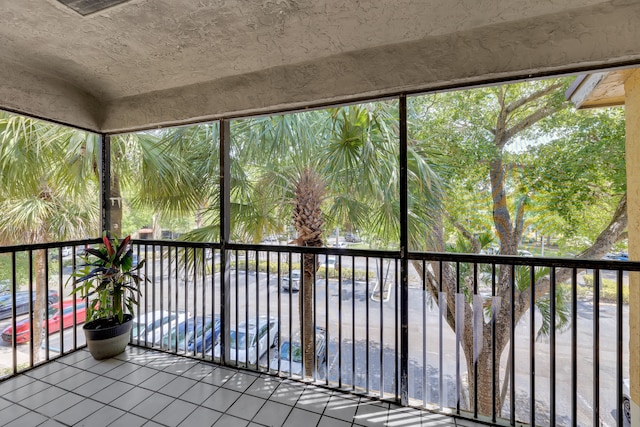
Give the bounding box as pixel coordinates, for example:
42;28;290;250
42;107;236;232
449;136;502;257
0;239;100;375
0;239;637;426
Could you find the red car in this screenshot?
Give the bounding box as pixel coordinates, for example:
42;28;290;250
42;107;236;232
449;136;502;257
1;300;86;344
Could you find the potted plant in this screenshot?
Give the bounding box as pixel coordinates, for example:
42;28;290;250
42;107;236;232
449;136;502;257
72;234;146;360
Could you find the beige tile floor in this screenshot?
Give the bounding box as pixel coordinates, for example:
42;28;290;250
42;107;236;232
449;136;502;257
0;347;486;426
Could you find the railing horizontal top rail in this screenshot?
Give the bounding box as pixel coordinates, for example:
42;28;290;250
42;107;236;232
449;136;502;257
0;238;102;254
408;250;640;271
3;238;638;272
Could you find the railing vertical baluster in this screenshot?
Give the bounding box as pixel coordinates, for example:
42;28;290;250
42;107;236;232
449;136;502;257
288;252;292;378
244;250;249;367
210;248;216;360
510;263;516;426
254;249;259;369
152;244;157;350
616;269;623;427
301;254;305;378
191;248;196;353
199;246;205;357
455;261;460;414
313;255;317;382
530;265;536;426
28;250;34;367
438;261;443;410
326;252;330;386
142;244;148;348
182;245;188;351
11;252;17;373
550;267;556;425
233;249;238;363
365;256;370;394
395;259;399;400
352;255;355;391
338;255;342;388
174;245;180;349
380;257;384;398
571;267;577;427
593;268;600;425
277;253;282;373
422;259;427;409
166;246;173;348
44;250;50;360
473;262;478;418
71;246;77;351
58;247;64;353
491;262;497;423
159;244;164;348
152;244;158;344
266;251;271;368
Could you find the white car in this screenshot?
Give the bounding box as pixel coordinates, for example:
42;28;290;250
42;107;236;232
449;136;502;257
131;310;188;344
214;316;278;364
281;270;301;292
269;327;327;376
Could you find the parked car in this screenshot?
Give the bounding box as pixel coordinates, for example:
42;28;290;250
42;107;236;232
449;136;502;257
0;290;59;320
162;316;219;352
281;270;301;292
50;247;72;259
344;233;361;243
517;250;533;257
1;299;86;344
131;310;188;344
214;316;278;364
188;315;221;354
323;256;337;270
269;326;327;376
0;280;10;294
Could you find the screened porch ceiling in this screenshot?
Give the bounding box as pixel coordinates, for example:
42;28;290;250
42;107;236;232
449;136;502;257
1;0;640;134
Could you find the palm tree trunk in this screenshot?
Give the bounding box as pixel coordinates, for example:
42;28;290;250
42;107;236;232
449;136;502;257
299;253;316;377
292;168;325;378
32;249;47;362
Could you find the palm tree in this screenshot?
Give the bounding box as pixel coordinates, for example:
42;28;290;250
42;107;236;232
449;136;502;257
0;113;99;360
225;102;444;377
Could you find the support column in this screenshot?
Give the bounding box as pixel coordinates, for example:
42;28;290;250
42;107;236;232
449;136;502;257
99;134;111;235
625;69;640;426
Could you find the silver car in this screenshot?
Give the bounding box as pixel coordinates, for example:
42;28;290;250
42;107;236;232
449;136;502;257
214;316;278;365
281;270;301;292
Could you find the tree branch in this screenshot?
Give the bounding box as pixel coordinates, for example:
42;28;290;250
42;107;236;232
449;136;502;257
445;211;482;253
505;82;563;114
502;103;563;146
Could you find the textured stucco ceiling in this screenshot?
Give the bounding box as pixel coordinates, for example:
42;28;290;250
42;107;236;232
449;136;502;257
1;0;640;133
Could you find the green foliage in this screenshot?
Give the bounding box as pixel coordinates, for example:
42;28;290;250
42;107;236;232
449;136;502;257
580;274;629;303
535;284;571;340
71;235;146;323
0;113;100;245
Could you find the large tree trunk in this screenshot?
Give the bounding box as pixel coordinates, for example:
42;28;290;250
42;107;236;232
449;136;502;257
465;344;503;417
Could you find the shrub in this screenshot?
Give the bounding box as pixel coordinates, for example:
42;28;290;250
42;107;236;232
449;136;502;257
581;274;628;304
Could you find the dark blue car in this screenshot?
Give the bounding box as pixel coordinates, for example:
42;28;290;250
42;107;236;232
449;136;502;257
188;315;221;354
0;290;59;320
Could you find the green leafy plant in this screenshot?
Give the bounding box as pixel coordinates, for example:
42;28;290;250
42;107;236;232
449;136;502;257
72;235;145;324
